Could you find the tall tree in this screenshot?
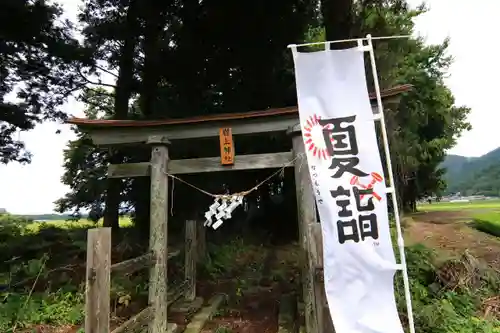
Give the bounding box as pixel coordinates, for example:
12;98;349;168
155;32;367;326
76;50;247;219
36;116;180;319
0;0;90;164
355;1;471;210
321;0;353;47
55;88;115;219
308;1;471;211
78;0;143;229
58;0;319;225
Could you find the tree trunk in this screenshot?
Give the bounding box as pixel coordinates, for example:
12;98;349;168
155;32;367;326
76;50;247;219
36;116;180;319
103;171;121;230
103;0;140;231
321;0;353;49
132;177;151;239
140;0;165;118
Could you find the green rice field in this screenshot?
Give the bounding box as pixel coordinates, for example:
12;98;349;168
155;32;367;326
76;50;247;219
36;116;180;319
472;211;500;237
417;199;500;211
417;199;500;238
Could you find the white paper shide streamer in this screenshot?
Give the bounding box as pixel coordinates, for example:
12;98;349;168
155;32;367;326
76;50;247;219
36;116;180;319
204;195;244;230
290;37;413;333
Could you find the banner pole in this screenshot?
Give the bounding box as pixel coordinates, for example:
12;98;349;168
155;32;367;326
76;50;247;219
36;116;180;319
287;34;410;49
365;34;416;333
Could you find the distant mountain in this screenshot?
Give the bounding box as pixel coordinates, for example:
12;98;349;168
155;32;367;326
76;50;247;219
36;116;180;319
442;147;500;196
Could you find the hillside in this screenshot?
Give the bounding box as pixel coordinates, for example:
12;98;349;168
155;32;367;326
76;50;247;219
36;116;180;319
443;147;500;196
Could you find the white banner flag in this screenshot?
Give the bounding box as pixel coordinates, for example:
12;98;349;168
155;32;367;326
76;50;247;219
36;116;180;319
291;46;404;333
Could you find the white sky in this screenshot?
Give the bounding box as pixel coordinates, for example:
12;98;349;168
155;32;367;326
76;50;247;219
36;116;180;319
1;0;499;214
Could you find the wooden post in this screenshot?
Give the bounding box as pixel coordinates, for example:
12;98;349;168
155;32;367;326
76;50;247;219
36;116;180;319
185;220;197;301
309;224;334;333
147;135;170;333
288;124;320;333
85;227;111;333
196;221;206;263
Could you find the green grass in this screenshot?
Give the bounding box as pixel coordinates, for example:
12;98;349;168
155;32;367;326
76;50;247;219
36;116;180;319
23;216;133;233
472;211;500;237
1;213;500;332
0;214;137;332
0;214;266;332
417;200;500;211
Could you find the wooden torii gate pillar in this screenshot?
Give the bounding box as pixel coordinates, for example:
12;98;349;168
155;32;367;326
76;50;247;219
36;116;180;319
289;124;334;333
147;135;171;333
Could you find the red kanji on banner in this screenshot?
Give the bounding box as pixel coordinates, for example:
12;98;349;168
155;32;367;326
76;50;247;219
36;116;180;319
350;172;384;201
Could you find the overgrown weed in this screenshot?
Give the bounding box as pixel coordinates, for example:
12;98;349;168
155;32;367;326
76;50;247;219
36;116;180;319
0;289;85;332
199;237;266;280
0;214;142;332
2;213;499;332
396;244;500;332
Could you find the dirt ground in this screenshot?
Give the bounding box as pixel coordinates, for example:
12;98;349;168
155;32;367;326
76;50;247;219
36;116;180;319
198;288;280;333
407;210;500;269
185;210;500;332
189;245;301;333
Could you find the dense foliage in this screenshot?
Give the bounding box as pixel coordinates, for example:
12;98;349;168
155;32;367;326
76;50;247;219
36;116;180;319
1;0;471;223
305;3;471;212
442;148;500;196
0;0;91;164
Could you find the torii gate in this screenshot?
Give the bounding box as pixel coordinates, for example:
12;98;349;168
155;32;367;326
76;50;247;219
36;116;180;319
70;84;411;333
